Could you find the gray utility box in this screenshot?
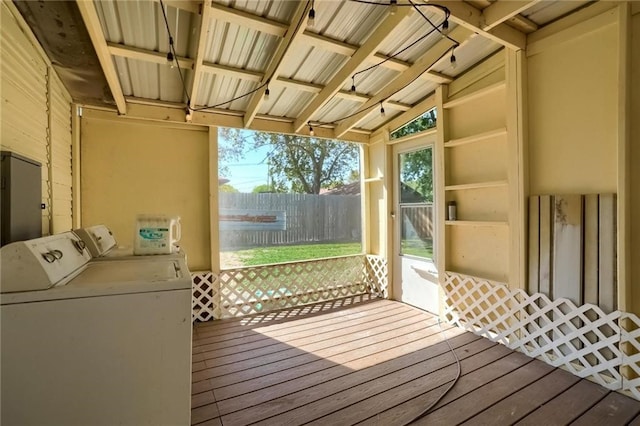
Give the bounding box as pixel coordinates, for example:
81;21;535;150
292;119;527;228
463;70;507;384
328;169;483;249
1;151;42;246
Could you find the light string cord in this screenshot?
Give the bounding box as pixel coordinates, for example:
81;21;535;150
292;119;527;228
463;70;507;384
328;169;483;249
191;0;311;112
400;318;462;426
159;0;191;107
161;0;458;128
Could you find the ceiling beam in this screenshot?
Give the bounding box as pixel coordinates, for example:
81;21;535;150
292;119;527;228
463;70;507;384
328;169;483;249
432;0;526;50
481;0;542;30
243;1;311;127
299;32;453;84
209;2;452;84
88;103;371;144
334;26;473;138
188;0;212;108
293;7;413;133
76;0;127;114
107;42;195;69
210;2;288;36
106;43;413;110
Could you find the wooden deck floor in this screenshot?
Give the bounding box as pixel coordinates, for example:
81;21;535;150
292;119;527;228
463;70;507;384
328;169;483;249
190;295;640;425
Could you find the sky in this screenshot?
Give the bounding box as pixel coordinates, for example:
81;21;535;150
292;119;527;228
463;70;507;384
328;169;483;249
218;131;270;193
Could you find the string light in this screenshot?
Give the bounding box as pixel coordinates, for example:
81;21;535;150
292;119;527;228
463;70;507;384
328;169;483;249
442;18;449;35
389;0;398;15
308;0;316;27
160;0;459;136
185;102;192;123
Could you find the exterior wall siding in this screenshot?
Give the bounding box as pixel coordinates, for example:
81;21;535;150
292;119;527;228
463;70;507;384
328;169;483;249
0;3;73;235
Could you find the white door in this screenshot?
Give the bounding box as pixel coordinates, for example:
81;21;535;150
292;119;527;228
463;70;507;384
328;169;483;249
392;136;439;314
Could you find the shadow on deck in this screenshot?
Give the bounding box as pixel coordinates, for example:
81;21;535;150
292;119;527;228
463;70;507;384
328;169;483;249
190;294;640;425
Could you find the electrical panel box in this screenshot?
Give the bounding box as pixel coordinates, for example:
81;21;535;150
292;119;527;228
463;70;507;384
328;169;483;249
1;151;42;246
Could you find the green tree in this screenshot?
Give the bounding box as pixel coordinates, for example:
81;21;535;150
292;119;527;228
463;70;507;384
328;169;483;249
401;147;433;202
219;183;239;193
252;184;275;193
391;108;437;140
220;129;359;194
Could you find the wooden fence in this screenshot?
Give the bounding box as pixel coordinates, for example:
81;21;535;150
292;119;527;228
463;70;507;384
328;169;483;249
219;193;361;249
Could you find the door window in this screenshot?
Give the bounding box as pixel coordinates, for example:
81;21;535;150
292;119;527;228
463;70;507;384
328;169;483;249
398;147;434;261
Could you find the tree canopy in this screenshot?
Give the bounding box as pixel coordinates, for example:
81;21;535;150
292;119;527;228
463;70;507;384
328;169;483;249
400;147;433;202
220;128;359;194
391;108;437;140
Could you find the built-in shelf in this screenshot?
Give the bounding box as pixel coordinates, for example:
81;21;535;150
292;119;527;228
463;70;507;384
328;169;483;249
445;180;508;191
444;128;507;148
445;220;508;227
443;81;506;109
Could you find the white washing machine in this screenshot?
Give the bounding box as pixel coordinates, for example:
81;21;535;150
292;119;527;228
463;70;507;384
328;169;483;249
0;232;192;426
73;224;186;261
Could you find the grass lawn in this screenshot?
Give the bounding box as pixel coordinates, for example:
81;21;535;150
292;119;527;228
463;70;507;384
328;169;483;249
230;242;362;266
401;238;433;259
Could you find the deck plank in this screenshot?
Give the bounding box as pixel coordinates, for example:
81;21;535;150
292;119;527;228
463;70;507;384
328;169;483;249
194;298;393;346
305;343;514;426
194;294;379;334
462;367;581;425
246;340;490;425
515;379;609;426
194;304;412;357
208;316;446;389
213;322;465;399
220;337;487;425
190;296;640;426
195;308;421;367
192;311;427;383
414;357;555;424
358;351;534;425
571;391;640;425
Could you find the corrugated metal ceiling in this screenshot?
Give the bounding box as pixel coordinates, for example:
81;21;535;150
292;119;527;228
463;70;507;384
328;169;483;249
19;0;603;139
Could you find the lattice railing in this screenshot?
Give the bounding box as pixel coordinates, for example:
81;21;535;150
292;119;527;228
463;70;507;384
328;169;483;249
442;271;640;399
191;255;387;321
191;271;219;322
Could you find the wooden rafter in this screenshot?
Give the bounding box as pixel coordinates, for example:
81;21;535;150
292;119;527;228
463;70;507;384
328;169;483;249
481;0;542;30
106;43;413;110
334;26;473;138
293;7;413;133
432;0;526;50
76;0;127;114
243;1;311;127
209;2;451;84
188;0;213;107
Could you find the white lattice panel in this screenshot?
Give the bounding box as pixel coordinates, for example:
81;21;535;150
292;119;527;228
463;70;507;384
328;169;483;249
217;255;369;318
365;255;388;297
442;272;628;392
191;271;219;322
621;313;640;400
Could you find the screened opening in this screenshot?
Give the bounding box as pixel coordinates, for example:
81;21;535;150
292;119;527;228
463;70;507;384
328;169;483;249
391;107;437;140
217;128;362;268
398;146;434;261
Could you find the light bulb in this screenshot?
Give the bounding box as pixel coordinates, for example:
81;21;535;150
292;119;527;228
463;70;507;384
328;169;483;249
308;122;314;136
308;7;315;27
167;51;174;68
390;0;398;15
185;107;192;123
442;19;449;36
380;103;386;118
450;53;457;69
264;87;270;101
